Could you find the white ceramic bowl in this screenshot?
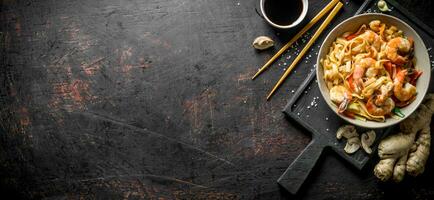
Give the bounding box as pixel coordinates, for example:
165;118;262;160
316;13;431;128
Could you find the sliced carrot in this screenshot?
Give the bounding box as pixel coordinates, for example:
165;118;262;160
384;61;393;77
343;111;355;119
345;31;360;40
345;34;357;40
347;75;355;92
396;65;403;74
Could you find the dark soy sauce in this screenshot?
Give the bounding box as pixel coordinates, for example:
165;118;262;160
264;0;303;26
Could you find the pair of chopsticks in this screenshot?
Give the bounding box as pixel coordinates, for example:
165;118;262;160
252;0;343;100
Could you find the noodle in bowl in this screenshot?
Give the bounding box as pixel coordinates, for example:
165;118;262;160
317;13;430;128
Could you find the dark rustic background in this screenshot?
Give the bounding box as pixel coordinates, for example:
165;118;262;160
0;0;433;199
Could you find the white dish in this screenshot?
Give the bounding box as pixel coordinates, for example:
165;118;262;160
316;13;431;128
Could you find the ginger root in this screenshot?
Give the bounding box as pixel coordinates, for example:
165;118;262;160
374;94;434;182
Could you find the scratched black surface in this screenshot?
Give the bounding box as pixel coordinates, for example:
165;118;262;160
0;0;434;199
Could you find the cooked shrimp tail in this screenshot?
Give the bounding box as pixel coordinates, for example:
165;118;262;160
393;69;417;102
330;86;352;113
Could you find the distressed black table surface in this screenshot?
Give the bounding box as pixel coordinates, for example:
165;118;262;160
0;0;433;199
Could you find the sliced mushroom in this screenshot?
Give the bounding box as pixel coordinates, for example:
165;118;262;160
252;36;274;50
336;125;357;140
361;130;376;154
345;137;361;154
336;125;360;154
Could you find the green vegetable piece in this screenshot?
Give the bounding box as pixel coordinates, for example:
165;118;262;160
393;107;405;118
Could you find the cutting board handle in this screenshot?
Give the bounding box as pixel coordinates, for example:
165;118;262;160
277;139;325;194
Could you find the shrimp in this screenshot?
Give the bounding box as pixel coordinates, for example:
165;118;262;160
352;57;376;93
359;30;382;50
365;60;383;78
369;20;381;32
375;82;394;105
330;85;352;113
386;37;412;65
393;69;417;102
366;96;395;116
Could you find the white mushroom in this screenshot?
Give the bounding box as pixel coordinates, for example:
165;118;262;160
336;125;360;154
336;125;357;139
361;130;376;154
252;36;274;50
345;137;361;154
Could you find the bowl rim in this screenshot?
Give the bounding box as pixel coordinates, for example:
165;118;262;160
316;13;431;128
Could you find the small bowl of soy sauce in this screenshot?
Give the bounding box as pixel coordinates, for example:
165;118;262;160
260;0;308;29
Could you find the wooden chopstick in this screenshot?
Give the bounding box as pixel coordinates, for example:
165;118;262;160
266;2;343;100
251;0;339;80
